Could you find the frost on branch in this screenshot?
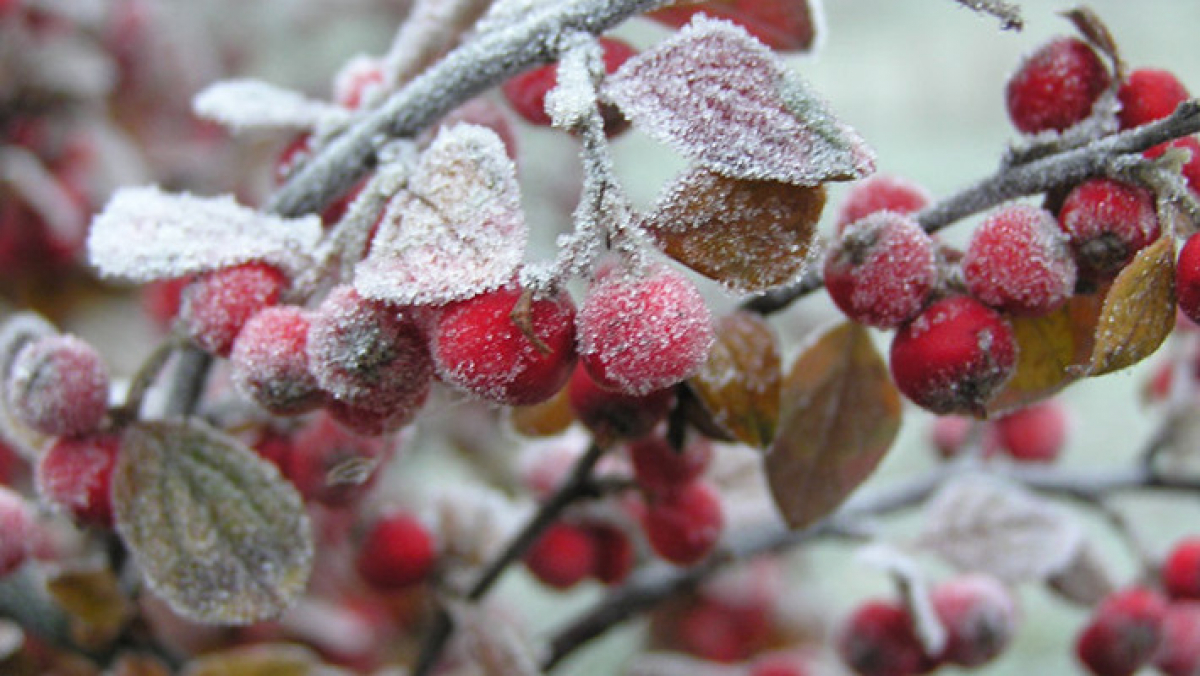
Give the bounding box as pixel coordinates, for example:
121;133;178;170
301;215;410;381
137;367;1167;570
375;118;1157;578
192;79;348;133
355;124;527;305
604;17;874;186
88;186;322;281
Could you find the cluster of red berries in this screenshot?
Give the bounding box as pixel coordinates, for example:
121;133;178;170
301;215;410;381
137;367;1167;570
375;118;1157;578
837;574;1019;676
825;32;1195;417
929;398;1071;463
627;434;724;567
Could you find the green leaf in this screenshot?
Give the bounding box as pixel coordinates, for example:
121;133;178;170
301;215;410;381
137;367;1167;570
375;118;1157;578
766;321;900;529
112;419;313;625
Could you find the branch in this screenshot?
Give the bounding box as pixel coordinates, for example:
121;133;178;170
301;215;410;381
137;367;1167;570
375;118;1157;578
950;0;1024;30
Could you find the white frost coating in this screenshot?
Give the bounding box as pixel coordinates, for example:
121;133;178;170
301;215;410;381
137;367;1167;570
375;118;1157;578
603;16;874;186
355;124;527;305
88;186;323;281
545;35;601;131
475;0;557;34
193;78;349;132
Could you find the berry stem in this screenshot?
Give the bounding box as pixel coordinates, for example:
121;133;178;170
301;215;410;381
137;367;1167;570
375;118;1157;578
112;335;181;425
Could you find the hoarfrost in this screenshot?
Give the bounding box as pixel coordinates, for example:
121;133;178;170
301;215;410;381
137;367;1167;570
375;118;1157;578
88;186;323;281
193;79;348;132
355;124;527;305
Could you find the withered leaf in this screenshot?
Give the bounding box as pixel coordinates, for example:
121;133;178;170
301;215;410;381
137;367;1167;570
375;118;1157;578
1085;236;1175;377
113;419;313;626
644;168;824;294
766;321;900;529
180;644;325;676
687;311;781;448
648;0;823;53
45;564;131;642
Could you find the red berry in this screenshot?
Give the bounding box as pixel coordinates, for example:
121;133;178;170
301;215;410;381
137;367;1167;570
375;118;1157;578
1118;68;1190;130
889;296;1017;415
287;413;388;506
230;306;324;415
931;574;1019;667
627;434;713;493
1058;178;1161;281
586;521;635;585
333;55;385;110
749;653;813;676
7;334;109;437
641;480;724;566
824;211;937;329
252;429;294;474
1164;536;1200;600
524;521;597;590
307;285;433;430
1005;37;1111;134
502;37;636;136
992;399;1069;463
567;362;673;440
1176;232;1200;326
37;433;120;527
928;414;977;460
836;600;936;676
1146;135;1200;197
0;485;33;577
1076;587;1167;676
577;264;714;396
1154;602;1200;676
355;511;437;590
432;285;576;406
180;262;288;358
140;276;192;332
837;174;932;231
963;204;1077;316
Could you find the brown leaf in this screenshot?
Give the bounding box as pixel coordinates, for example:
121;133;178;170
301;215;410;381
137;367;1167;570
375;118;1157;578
45;565;131;646
1085;236;1176;376
765;321;901;529
648;0;822;52
687;311;781;448
1063;7;1123;77
180;644;326;676
985;291;1104;415
645;168;824;294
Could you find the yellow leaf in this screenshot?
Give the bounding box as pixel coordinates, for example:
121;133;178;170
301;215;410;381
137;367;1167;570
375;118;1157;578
688;311;782;448
1086;236;1176;376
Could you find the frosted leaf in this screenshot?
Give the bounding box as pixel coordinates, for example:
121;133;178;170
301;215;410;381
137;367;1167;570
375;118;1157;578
88;186;322;281
193;79;347;132
355;124;527;305
0;313;57;461
916;476;1083;583
647;0;825;53
856;542;947;656
545;36;601;131
603;17;874;185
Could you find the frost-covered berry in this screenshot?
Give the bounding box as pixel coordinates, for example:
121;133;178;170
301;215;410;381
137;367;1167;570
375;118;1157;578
1176;233;1200;326
432;285;576;406
993;399;1069;463
7;334;108;437
824;211;938;329
287;413;388;506
587;521;635;585
180;261;288;358
628;434;712;493
932;574;1019;667
963;204;1077;316
0;485;33;577
524;521;596;590
1005;36;1111;134
836;600;935;676
37;433;120;527
1163;536;1200;600
836;174;932;231
577;264;714;396
502;37;636;136
231;306;324;415
307;285;433;428
889;296;1017;415
641;480;723;566
1155;602;1200;676
1118;68;1190;130
567;365;673;440
355;511;437;590
1058;178;1161;281
1076;587;1167;676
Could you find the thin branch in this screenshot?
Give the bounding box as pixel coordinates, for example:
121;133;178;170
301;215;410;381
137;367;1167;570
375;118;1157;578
950;0;1024;30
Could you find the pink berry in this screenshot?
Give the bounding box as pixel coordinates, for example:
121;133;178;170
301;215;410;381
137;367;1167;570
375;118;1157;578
963;204;1077;316
1154;602;1200;676
1076;587;1167;676
928;415;976;460
7;334;108;437
140;276;192;332
642;480;724;566
524;521;597;590
432;285;576;406
627;434;713;493
333;55;385;110
749;653;813;676
37;433;120;527
586;521;635;585
1176;232;1200;326
0;485;33;577
577;264;714;396
287;413;388;507
836;600;936;676
502;37;636;136
1005;37;1111;134
992;399;1069;463
355;511;437;590
180;262;288;358
1163;536;1200;601
568;365;673;440
931;574;1019;667
230;306;324;416
1058;177;1161;281
1118;68;1190;130
836;174;932;231
823;211;937;329
889;296;1018;415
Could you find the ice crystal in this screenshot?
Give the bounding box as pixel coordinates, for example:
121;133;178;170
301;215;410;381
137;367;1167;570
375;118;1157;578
193;78;347;133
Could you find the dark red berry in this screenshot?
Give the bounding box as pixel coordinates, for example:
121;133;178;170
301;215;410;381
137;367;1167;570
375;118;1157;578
1163;536;1200;601
180;261;288;358
836;174;932;231
931;574;1019;667
836;600;936;676
586;521;635;585
567;364;673;441
627;434;713;493
1145;135;1200;196
355;511;437;590
230;306;324;415
502;37;636;136
524;521;597;590
7;334;109;437
1076;587;1167;676
963;204;1077;316
1006;37;1111;134
1176;232;1200;326
1118;68;1190;130
37;433;120;527
1058;178;1160;281
641;480;724;566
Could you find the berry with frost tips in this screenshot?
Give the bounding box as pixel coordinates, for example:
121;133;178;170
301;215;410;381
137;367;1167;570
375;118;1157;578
7;334;109;437
180;261;288;358
931;574;1019;667
37;433;120;527
1117;68;1190;130
836;174;932;231
836;600;937;676
230;306;324;415
641;479;724;566
962;204;1077;316
1075;586;1167;676
1058;177;1160;282
1005;36;1110;134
